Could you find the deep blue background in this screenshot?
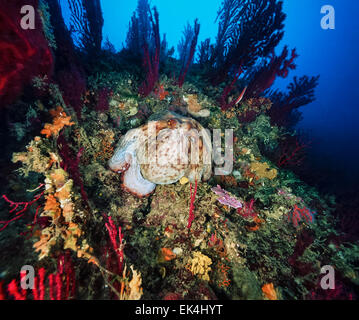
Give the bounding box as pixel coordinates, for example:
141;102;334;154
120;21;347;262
276;0;359;188
60;0;359;189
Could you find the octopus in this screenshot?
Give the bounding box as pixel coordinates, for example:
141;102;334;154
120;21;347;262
108;112;212;197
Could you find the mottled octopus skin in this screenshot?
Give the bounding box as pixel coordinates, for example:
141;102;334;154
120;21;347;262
108;112;212;197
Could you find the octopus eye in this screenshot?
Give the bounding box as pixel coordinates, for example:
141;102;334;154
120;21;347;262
167;119;177;128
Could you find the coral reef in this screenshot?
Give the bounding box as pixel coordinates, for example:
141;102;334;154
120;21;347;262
0;0;358;302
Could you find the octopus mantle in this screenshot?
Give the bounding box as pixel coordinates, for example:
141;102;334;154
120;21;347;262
108;112;212;196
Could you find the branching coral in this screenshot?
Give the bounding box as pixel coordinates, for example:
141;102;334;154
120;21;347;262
100;217;143;300
245;46;298;98
46;0;87;119
276;134;311;167
237;199;257;219
138;7;161;96
1;253;76;300
268;75;320;128
209;0;286;84
177;19;200;87
68;0;104;55
287;205;315;228
126;0;152;57
0;0;53;105
187;180;198;229
105;215;124;275
1;186;44;232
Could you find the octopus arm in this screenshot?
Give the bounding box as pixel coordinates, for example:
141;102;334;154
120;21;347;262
122;153;156;197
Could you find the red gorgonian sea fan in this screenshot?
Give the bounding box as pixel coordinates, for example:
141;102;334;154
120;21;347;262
0;252;76;300
0;0;53;105
0;184;45;232
237;199;258;219
288;205;315;227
